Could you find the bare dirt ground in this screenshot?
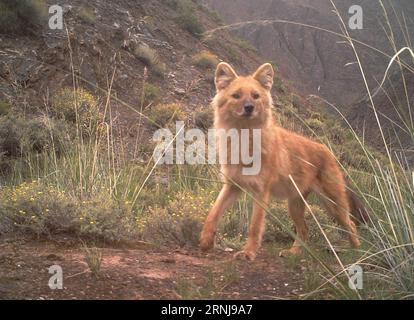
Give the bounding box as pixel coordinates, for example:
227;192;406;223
0;238;305;300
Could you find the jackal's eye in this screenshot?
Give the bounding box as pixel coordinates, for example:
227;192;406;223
252;93;260;100
232;93;241;99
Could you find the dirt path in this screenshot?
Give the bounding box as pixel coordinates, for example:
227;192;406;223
0;238;304;300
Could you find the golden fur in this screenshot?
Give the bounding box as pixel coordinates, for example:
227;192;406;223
200;62;361;260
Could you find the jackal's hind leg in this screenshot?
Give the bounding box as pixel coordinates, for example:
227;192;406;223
280;195;309;257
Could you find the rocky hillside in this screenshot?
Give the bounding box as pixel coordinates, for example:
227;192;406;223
348;68;414;161
1;0;412;156
203;0;414;157
204;0;414;109
1;1;413;301
0;0;265;132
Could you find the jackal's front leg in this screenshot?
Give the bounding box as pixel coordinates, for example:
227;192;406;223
235;191;270;261
200;185;240;251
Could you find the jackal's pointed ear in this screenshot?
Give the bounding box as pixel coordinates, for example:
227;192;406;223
253;63;274;90
215;62;238;91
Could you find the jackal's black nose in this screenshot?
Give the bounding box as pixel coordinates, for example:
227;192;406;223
244;105;254;115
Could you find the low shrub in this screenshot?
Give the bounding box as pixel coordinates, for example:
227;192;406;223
50;88;102;133
78;6;96;24
148;103;185;128
193;107;214;131
143;83;162;107
141;191;212;247
192;51;219;70
305;117;326;133
134;43;166;77
0;181;139;243
175;0;204;37
0;114;71;157
235;37;257;52
340;145;372;170
269;63;285;93
0;100;11;115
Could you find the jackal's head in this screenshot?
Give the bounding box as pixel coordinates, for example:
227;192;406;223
212;62;274;127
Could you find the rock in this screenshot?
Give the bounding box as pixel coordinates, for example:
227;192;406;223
45;254;63;262
0;62;8;78
161;258;176;264
63;5;72;13
174;88;186;95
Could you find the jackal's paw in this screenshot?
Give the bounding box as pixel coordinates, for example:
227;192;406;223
199;233;215;252
234;249;257;261
279;247;302;258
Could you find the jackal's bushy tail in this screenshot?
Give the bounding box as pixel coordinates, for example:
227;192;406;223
347;187;370;225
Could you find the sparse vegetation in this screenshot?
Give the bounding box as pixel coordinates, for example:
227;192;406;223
0;181;139;243
0;99;11;115
0;114;71;158
133;44;166;77
175;261;239;299
140;189;213;247
274;75;285;93
202;7;223;24
235;37;257;53
0;0;47;35
51;88;102;133
148;103;185;128
143;83;162;107
270;63;285;93
192;50;219;70
175;0;204;38
305;117;325;133
83;246;103;277
193;107;214;131
78;6;96;25
142;204;203;247
223;45;242;65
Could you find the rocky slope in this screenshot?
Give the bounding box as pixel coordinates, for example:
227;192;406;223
203;0;414;156
0;0;263;131
348;68;414;160
204;0;414;109
1;0;412;156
